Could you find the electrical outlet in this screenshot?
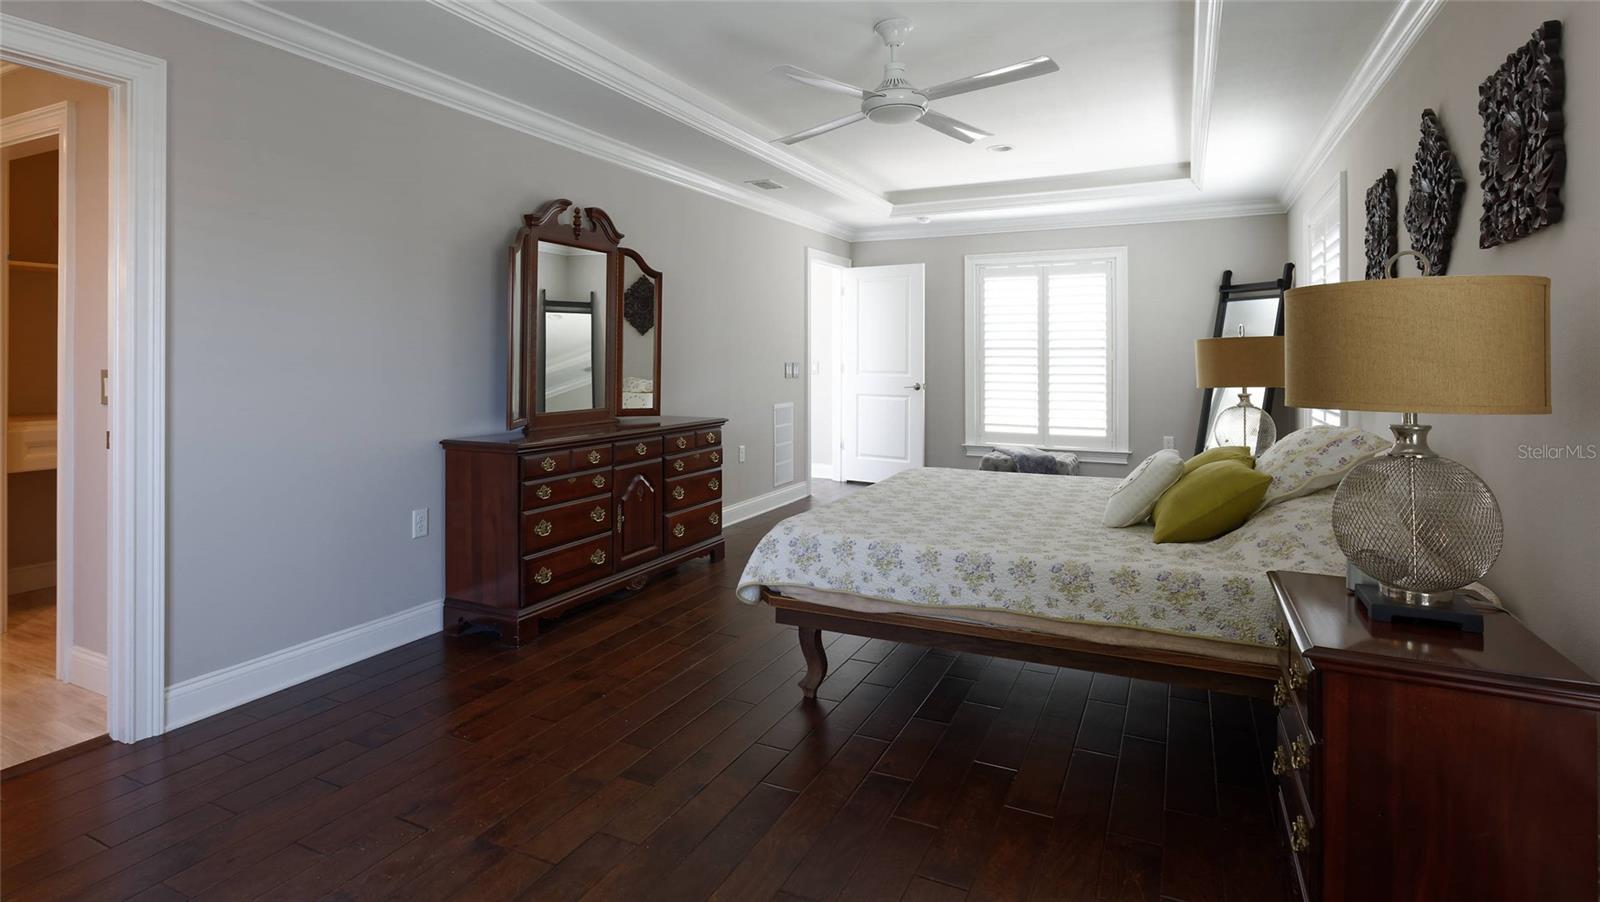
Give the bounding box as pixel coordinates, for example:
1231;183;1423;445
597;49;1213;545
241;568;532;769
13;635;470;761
1162;436;1176;450
738;444;747;463
411;508;428;539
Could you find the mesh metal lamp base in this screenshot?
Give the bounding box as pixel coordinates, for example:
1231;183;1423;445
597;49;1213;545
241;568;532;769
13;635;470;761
1332;414;1502;628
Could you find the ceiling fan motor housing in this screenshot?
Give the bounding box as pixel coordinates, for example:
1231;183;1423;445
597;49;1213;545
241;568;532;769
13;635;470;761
864;62;926;124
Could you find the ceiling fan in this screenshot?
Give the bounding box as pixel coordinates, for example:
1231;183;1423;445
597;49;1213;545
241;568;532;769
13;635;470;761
770;17;1059;146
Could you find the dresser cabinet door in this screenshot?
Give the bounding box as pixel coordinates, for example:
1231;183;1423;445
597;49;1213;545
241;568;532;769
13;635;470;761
614;460;663;569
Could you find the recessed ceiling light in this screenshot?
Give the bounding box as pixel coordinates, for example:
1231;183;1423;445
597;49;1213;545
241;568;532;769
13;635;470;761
915;216;932;224
987;144;1014;153
743;178;785;190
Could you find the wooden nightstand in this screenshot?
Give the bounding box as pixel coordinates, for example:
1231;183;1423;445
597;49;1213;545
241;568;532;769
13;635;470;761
1267;570;1599;902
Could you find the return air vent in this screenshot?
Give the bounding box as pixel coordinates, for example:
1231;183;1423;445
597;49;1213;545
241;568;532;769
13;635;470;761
744;178;786;191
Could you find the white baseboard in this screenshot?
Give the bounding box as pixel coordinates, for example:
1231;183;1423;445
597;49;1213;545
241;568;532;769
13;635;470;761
67;646;108;697
8;561;55;593
164;599;442;730
810;463;835;481
723;481;811;527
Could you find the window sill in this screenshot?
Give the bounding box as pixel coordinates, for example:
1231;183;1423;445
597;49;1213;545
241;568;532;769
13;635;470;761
963;443;1131;466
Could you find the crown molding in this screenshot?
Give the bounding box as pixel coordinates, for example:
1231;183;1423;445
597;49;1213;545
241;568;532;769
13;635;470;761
151;0;855;241
888;164;1195;218
853;198;1285;243
429;0;890;215
1279;0;1445;208
1189;0;1222;189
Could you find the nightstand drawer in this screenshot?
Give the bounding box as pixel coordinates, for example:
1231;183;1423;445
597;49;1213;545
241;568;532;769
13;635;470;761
520;450;571;479
665;501;721;551
521;496;612;552
523;534;614;603
666;448;722;476
666;470;722;512
1275;704;1318;822
523;469;609;508
615;437;663;462
1276;785;1316;902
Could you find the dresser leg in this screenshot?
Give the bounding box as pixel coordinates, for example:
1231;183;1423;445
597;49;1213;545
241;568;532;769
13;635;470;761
797;627;828;699
709;543;726;563
513;616;541;646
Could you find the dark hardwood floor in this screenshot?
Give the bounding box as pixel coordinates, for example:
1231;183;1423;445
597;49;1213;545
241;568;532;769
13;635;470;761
0;492;1292;901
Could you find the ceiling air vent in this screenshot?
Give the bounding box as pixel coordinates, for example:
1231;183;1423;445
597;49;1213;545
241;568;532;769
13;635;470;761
744;178;786;191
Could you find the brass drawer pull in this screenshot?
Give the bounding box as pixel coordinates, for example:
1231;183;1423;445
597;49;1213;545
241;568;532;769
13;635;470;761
673;523;686;538
591;506;607;522
705;432;718;443
708;478;719;492
1271;624;1287;647
592;474;606;488
672;486;686;501
709;513;720;526
1287;665;1307;690
534;519;552;537
1271;746;1288;776
675;436;688;449
590;549;606;565
673;460;685;472
535;485;552;501
1272;678;1290;708
635;442;648;455
533;567;553;585
541;456;557;472
709;451;720;464
587;450;602;464
1290;815;1310;853
1290;736;1311;770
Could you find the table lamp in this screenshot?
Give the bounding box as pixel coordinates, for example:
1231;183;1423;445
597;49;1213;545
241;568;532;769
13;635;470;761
1284;251;1550;630
1194;333;1284;456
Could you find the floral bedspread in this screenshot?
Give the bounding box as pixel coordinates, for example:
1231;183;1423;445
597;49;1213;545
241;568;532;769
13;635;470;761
736;467;1346;647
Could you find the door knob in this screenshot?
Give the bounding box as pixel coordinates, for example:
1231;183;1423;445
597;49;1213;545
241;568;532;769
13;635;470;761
905;382;924;391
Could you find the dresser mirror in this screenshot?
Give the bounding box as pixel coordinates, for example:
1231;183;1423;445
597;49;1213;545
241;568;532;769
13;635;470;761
507;200;662;432
618;248;661;415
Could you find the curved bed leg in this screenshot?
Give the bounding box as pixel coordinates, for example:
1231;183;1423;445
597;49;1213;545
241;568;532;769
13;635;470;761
797;627;828;699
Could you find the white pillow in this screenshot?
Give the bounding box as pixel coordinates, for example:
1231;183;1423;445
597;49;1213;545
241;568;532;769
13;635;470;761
1256;426;1390;509
1102;449;1184;527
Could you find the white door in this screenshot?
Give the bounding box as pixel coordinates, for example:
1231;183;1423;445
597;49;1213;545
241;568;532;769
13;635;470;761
841;264;925;483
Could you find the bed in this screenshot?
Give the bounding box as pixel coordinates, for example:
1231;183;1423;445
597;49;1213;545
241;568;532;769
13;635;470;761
737;467;1349;698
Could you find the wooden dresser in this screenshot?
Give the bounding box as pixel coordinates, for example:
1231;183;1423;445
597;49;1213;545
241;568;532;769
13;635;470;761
442;416;727;644
1267;570;1599;901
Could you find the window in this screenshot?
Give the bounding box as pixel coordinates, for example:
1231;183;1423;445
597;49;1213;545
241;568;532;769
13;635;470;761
1302;174;1347;429
964;248;1129;462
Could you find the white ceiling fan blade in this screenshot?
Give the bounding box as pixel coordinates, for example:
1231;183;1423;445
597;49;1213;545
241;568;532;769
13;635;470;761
917;110;992;144
773;111;867;145
924;56;1060;101
772;65;872;99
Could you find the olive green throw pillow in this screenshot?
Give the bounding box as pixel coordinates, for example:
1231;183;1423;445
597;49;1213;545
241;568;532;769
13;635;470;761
1151;460;1272;544
1183;445;1253;475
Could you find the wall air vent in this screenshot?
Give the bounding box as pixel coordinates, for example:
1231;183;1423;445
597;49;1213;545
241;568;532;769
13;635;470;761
744;178;786;191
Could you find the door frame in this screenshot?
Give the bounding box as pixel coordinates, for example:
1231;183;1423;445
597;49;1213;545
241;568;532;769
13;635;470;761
2;15;169;742
1;101;77;682
804;248;849;484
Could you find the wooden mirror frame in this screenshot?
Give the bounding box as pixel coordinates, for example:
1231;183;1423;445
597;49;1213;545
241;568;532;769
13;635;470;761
509;199;625;434
615;247;663;417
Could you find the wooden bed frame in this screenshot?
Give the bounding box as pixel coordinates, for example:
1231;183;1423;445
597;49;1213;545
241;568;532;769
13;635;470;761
764;589;1279;700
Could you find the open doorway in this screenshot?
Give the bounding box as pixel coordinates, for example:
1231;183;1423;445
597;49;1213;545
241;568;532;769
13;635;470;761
806;249;848;488
2;63;111;769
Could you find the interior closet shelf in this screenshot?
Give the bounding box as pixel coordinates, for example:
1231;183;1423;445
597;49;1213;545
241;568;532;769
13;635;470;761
6;260;58;271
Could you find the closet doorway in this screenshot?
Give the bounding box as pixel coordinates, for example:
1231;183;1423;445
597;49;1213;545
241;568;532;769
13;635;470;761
1;65;111;769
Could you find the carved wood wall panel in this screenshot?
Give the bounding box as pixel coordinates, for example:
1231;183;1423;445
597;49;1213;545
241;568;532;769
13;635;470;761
1479;20;1566;248
1404;110;1465;275
1364;169;1398;280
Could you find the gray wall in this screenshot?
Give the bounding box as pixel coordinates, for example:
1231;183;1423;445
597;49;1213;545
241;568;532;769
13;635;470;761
1285;2;1599;676
851;214;1288;476
8;2;847;683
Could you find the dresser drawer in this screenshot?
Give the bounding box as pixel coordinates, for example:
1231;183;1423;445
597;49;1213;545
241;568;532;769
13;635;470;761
666;448;722;476
666;431;696;453
665;501;721;551
520;450;571;479
573;444;612;469
615;437;662;462
666;470;722;512
521;496;612;552
523;468;610;508
698;428;721;448
523;534;614;604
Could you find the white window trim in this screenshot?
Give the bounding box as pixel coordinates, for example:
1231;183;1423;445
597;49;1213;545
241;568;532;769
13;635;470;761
963;247;1131;465
1300;173;1348;429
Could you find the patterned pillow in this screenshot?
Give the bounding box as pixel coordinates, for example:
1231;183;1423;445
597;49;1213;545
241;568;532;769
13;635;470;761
1101;449;1185;527
1256;426;1390;508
